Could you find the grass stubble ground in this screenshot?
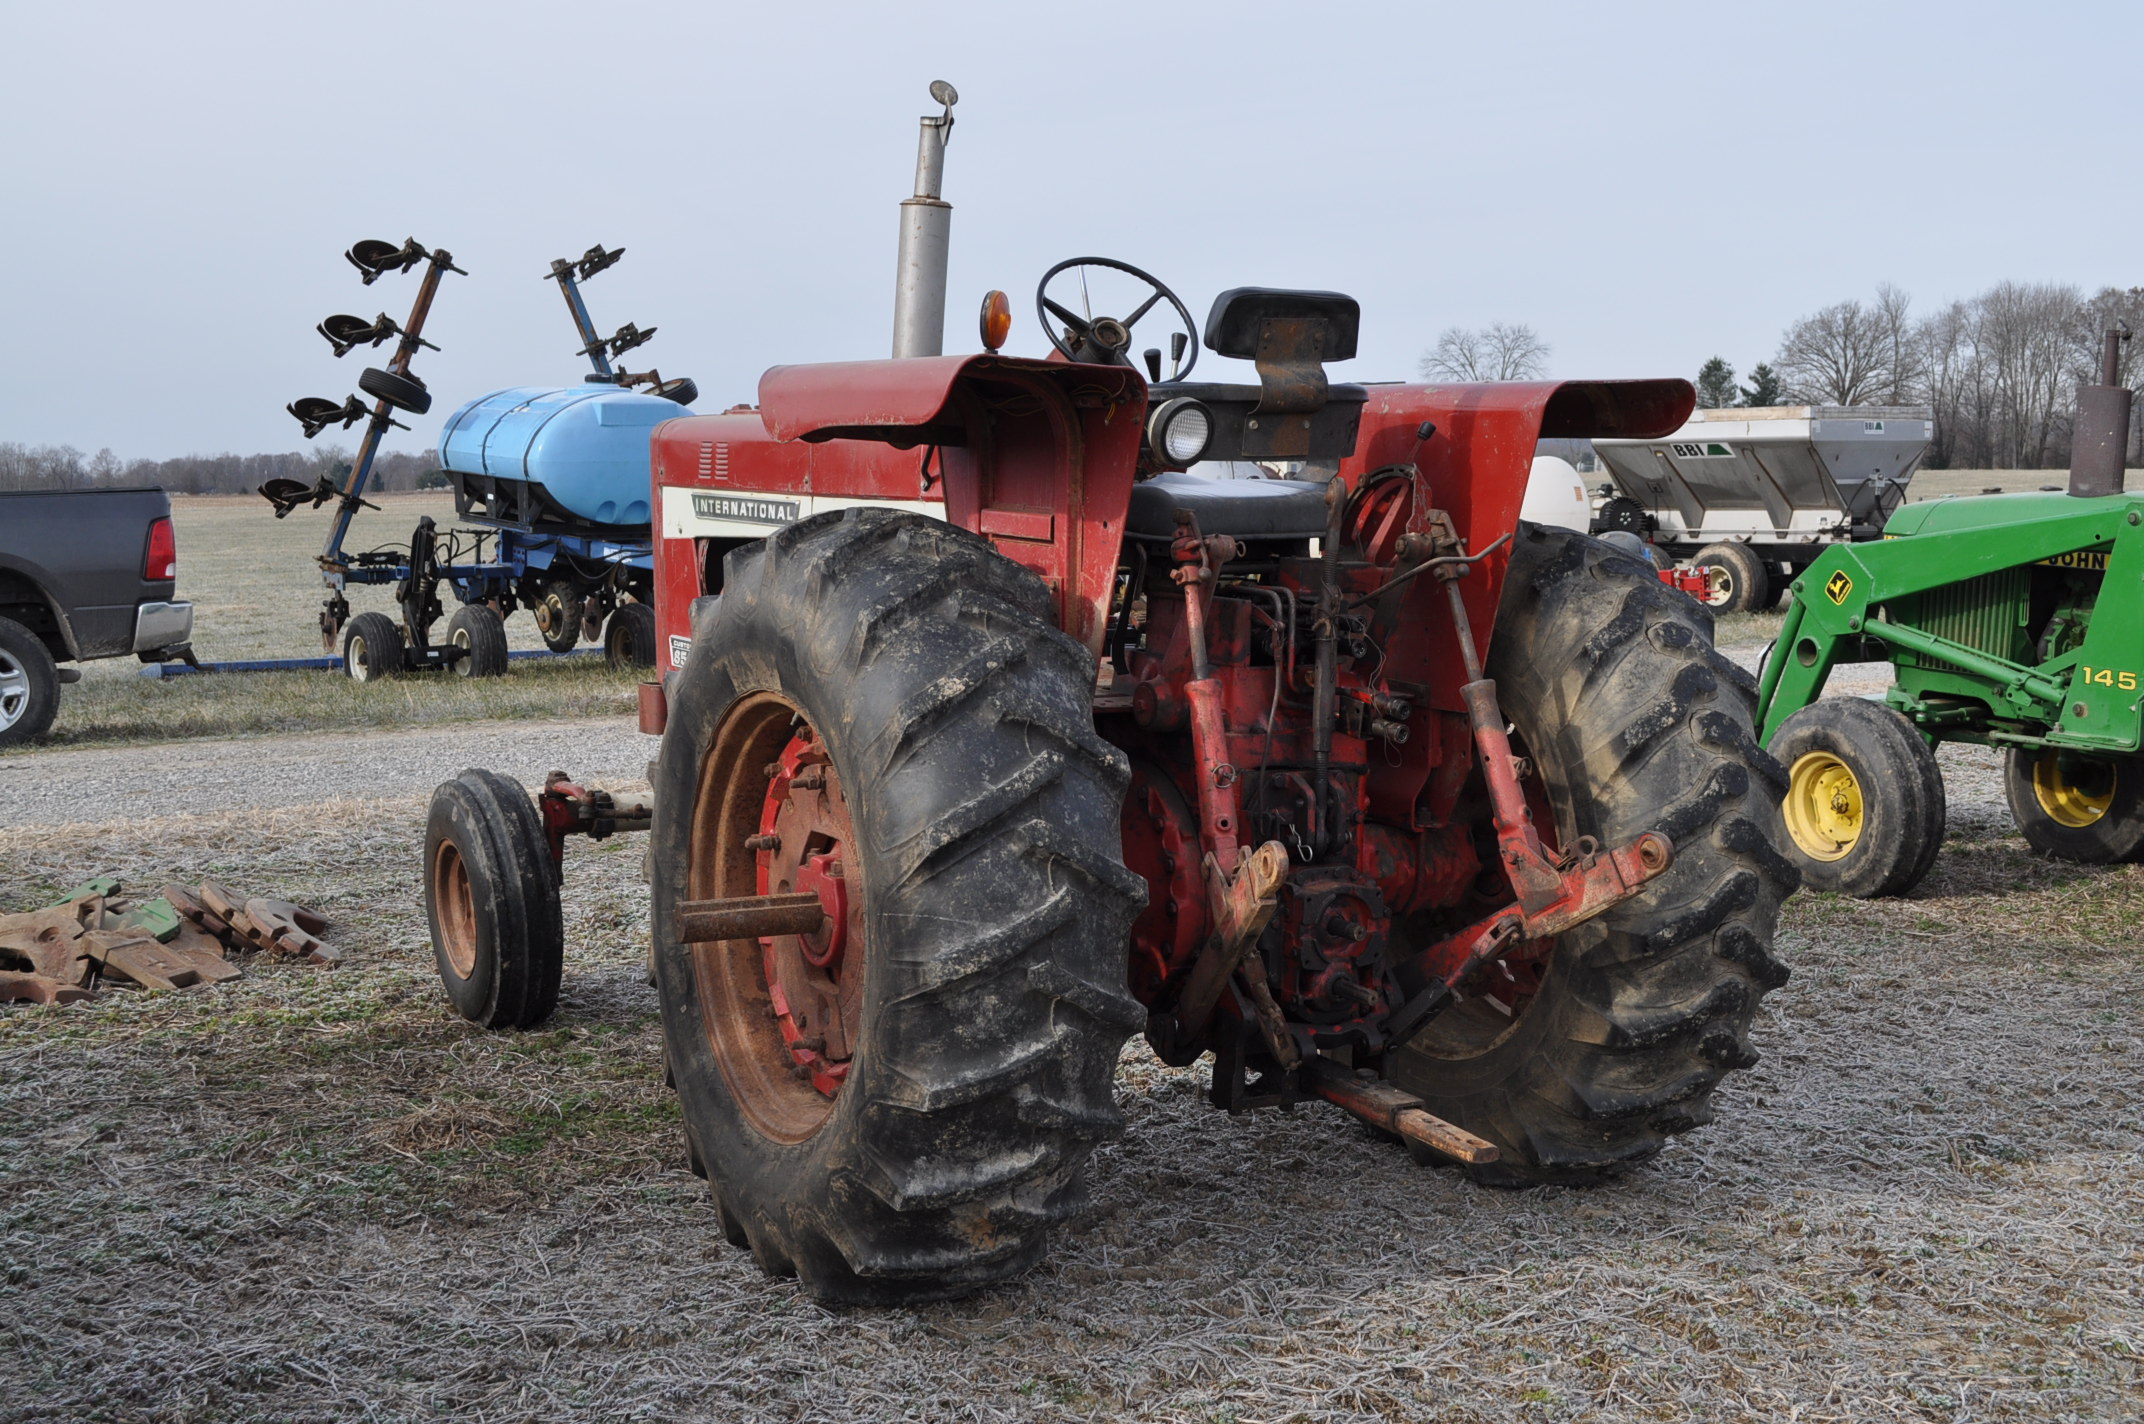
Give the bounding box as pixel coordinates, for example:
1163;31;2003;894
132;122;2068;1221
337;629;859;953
0;496;2139;1420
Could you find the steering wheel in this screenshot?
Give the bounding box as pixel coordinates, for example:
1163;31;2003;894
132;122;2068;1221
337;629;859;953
1035;256;1199;382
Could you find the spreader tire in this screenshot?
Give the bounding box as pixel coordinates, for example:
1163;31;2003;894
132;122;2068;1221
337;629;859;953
605;601;657;670
1771;698;1945;897
0;616;60;747
651;508;1146;1304
2002;749;2144;863
447;604;510;678
1693;541;1768;614
424;769;564;1029
342;611;404;682
1388;525;1797;1185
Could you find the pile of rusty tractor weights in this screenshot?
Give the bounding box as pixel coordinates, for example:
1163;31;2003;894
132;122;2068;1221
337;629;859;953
0;878;336;1005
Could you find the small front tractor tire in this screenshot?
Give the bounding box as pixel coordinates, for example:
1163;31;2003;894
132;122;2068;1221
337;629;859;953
424;769;564;1029
1771;697;1946;897
605;602;658;670
651;508;1145;1303
1692;541;1769;614
2002;749;2144;863
447;604;510;678
1388;526;1798;1184
342;611;405;682
0;616;60;747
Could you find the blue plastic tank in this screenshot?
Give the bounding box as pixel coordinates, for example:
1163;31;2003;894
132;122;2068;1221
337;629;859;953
437;385;685;527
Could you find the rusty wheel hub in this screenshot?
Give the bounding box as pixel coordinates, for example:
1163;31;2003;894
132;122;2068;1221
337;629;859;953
688;692;866;1143
757;729;862;1098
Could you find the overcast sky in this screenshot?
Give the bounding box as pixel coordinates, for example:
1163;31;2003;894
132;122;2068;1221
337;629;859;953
3;1;2137;461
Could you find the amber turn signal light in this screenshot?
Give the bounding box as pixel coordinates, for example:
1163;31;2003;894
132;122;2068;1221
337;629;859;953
979;290;1012;353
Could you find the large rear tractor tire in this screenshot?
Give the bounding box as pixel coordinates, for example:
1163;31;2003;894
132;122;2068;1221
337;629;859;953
1772;698;1946;896
424;769;564;1029
2003;748;2144;863
651;508;1146;1303
1388;526;1798;1184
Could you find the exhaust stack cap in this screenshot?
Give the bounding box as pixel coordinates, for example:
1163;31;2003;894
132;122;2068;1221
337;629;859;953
2070;322;2133;498
892;81;960;359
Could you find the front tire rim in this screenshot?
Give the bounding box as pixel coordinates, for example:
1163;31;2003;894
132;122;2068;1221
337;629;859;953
2031;751;2115;828
349;634;373;682
451;627;474;676
1701;565;1736;607
1784;750;1863;861
0;652;27;729
431;839;479;978
688;691;862;1143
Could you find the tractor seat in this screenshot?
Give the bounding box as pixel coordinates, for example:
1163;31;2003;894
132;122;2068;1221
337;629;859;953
1125;465;1330;541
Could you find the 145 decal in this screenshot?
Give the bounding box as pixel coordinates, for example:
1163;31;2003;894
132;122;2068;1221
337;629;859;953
2080;665;2139;691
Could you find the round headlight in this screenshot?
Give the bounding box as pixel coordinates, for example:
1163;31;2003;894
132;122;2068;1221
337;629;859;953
1148;397;1213;466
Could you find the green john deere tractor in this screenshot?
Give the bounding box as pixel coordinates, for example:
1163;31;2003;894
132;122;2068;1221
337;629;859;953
1756;326;2141;896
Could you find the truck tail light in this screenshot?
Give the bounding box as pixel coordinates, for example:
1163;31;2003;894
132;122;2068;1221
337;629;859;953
144;517;177;582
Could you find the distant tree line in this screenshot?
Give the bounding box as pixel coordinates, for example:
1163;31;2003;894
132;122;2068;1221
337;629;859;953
0;443;450;495
1701;281;2144;469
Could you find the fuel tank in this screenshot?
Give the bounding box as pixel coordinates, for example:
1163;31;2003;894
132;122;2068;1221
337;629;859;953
437;384;686;533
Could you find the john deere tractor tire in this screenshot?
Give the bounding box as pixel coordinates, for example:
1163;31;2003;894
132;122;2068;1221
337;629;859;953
1692;542;1769;614
2002;749;2144;863
1771;697;1946;897
0;616;60;748
424;769;564;1029
650;508;1146;1303
605;602;658;670
447;604;510;678
342;611;405;682
534;581;585;654
1388;525;1798;1185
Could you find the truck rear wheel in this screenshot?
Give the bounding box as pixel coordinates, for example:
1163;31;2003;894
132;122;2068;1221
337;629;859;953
0;616;59;747
1388;526;1797;1184
1772;697;1946;897
651;509;1145;1303
2003;749;2144;863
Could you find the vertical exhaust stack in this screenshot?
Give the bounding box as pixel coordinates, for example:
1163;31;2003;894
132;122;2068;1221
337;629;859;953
891;81;958;358
2070;322;2133;497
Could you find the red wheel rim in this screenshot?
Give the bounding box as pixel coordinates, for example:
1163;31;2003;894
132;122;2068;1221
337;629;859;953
687;692;865;1142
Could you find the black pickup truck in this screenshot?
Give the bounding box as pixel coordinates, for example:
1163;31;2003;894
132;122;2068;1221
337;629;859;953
0;489;194;746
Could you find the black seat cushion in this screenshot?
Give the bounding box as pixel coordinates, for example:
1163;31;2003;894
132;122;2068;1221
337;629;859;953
1125;466;1331;540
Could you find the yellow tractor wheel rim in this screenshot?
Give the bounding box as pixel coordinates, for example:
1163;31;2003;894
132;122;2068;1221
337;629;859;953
1785;750;1864;862
2031;752;2116;828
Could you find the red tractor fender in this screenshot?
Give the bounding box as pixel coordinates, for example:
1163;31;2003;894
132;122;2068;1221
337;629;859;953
651;355;1146;664
1340;377;1693;699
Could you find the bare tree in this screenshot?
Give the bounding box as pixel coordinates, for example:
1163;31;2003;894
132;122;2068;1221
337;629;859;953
1420;322;1549;381
1775;299;1893;404
1871;283;1927;405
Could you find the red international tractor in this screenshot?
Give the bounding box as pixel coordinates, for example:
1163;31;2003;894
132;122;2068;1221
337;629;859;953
423;86;1795;1303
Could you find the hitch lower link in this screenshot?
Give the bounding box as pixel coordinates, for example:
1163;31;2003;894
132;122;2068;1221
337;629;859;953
538;771;653;868
1157;514;1300;1067
1384;558;1676;1046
